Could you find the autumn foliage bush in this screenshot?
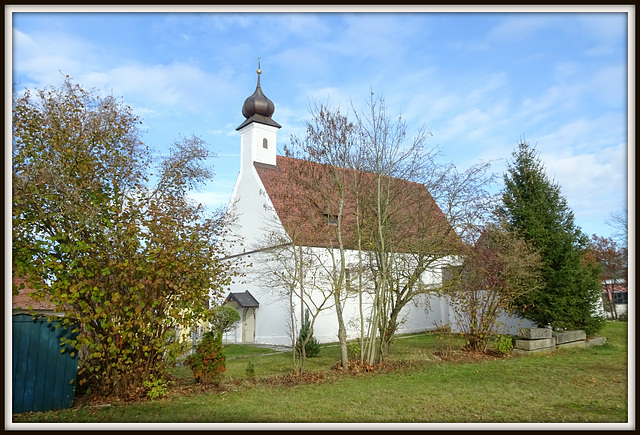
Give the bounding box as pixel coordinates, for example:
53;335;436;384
185;331;227;387
448;221;544;352
12;76;238;399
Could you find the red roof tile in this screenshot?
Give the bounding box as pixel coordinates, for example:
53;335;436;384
255;156;461;254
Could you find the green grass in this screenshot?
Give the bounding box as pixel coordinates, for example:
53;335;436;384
223;333;462;381
12;322;629;424
224;343;278;358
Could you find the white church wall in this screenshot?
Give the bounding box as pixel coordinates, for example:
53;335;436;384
240;245;459;345
222;169;286;258
221;220;538;345
222;319;239;344
494;311;537;335
288;281;452;344
445;290;537;336
234;250;297;346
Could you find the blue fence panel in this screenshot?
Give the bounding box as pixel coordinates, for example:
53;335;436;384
12;314;79;414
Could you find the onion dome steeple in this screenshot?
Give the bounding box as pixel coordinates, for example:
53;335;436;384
236;60;281;131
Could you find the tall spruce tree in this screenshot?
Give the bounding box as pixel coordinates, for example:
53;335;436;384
501;141;605;334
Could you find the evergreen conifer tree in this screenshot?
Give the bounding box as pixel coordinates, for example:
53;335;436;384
501;141;605;334
296;309;321;358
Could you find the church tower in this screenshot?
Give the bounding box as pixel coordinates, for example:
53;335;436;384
236;61;281;169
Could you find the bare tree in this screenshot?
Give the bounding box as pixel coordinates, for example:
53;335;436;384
447;220;544;352
351;93;496;362
285;103;359;369
277;93;496;366
606;206;628;248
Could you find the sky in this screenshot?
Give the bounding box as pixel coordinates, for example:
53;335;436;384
7;5;632;242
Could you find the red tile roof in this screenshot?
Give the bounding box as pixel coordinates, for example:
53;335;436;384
255;156;462;254
603;283;628;293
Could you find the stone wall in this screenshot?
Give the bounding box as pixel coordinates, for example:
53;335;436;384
514;328;605;354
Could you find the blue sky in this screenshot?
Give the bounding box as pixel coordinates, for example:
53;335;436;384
8;6;631;241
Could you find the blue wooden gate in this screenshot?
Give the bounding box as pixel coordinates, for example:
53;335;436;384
12;314;79;414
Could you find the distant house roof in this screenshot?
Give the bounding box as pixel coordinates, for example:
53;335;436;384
254;155;462;254
226;291;260;308
603;283;628;293
12;276;55;311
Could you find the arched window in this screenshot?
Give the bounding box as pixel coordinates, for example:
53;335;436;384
262;138;268;149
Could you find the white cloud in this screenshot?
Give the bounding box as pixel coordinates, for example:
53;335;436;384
12;29;100;88
590;65;628;108
12;27;241;119
467;72;509;103
577;13;628;56
208;123;238;137
82;62;228;112
305;86;354;110
331;14;419;60
536;112;626;157
541;145;627;220
271;14;330;40
553;61;581;81
520;84;583;119
273;47;333;82
486;15;555;44
199;13;255;32
425;74;510;143
448;39;491;53
536;119;596;155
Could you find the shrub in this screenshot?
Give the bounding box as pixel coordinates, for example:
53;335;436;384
245;361;255;379
431;322;452;334
296;310;321;358
494;334;514;355
434;331;457;359
143;374;168;400
349;338;361;360
185;330;226;387
209;306;241;335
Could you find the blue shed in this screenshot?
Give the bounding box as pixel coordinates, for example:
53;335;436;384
12;314;79;414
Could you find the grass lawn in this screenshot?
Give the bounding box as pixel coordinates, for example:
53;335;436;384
11;322;629;426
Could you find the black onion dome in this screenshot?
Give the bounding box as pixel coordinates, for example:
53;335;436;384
236;61;281;131
241;65;275;118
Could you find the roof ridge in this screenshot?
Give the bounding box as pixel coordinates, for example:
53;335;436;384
271;155;431;188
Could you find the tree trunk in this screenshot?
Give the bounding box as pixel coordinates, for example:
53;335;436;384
300;340;307;375
607;286;617;320
289;283;298;374
378;305;400;362
334;295;348;368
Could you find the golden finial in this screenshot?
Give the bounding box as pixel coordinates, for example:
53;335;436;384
257;57;262;75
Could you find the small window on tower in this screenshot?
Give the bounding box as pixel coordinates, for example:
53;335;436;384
263;138;268;149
